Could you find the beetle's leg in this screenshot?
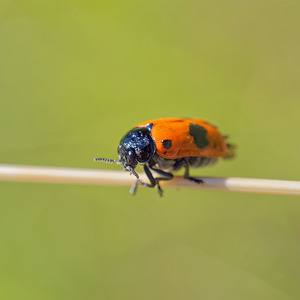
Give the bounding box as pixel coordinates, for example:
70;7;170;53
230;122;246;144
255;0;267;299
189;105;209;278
129;165;156;196
150;166;174;196
129;180;139;195
183;160;204;184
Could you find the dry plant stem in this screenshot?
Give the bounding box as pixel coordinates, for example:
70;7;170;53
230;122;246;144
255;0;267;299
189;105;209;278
0;164;299;196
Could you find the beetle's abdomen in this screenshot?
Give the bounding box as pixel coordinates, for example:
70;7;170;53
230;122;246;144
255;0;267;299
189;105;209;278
149;154;217;173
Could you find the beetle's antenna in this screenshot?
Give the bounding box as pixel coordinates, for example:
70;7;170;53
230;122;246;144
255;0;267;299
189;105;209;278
94;158;139;179
94;158;122;165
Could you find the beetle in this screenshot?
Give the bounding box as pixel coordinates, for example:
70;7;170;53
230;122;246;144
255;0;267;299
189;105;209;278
94;118;235;196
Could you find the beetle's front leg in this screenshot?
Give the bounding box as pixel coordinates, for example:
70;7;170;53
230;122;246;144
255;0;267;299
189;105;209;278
129;165;157;196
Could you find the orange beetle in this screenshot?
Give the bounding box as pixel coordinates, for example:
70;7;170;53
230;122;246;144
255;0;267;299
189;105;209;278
95;118;235;196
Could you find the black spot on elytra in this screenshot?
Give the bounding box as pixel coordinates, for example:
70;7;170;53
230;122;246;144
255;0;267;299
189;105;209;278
162;139;172;149
189;123;209;149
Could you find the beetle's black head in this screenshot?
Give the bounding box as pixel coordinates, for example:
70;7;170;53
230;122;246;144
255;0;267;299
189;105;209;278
94;126;155;179
118;127;155;174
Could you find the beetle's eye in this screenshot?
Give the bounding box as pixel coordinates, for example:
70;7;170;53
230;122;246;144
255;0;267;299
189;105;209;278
136;146;152;163
137;152;150;162
126;151;136;165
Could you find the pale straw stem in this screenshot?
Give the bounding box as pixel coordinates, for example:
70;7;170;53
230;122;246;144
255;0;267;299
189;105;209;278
0;164;299;196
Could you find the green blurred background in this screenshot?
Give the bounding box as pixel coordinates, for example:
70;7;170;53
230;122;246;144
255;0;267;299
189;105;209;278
0;0;299;299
